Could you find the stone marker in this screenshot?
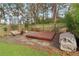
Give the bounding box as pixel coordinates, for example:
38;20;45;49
59;32;77;52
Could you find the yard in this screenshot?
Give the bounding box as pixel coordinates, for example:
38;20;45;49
0;3;79;56
0;42;48;56
0;23;71;56
0;24;61;56
0;31;79;56
1;22;79;56
0;23;79;56
0;38;60;56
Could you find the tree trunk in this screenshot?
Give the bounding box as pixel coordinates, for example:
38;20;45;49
52;3;58;32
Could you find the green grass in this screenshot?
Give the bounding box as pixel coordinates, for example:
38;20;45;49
0;42;60;56
0;42;49;56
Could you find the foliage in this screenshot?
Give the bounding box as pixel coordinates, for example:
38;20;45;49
56;18;65;23
0;25;7;37
64;4;79;38
3;27;7;31
24;22;29;30
36;18;53;24
64;13;75;32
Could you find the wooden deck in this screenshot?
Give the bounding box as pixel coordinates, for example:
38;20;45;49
25;31;56;41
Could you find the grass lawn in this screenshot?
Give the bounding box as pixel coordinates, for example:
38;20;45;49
0;42;60;56
0;42;48;56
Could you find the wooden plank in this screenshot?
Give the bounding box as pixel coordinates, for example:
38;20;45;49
25;31;56;41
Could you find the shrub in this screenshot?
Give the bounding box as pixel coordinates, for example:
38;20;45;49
64;13;75;32
64;13;79;38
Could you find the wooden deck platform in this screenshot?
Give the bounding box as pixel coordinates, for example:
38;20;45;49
25;31;56;41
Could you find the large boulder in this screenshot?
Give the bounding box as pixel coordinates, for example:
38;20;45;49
59;32;77;52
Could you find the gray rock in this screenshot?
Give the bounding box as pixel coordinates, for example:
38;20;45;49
59;32;77;52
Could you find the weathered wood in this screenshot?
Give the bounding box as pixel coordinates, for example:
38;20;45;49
25;31;56;41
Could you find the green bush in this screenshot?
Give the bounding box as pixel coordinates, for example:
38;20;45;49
64;13;79;38
64;13;75;32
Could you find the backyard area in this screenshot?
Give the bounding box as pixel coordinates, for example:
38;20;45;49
0;23;61;56
0;32;79;56
0;42;49;56
0;3;79;56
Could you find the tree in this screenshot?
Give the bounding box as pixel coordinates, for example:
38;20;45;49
52;3;69;32
65;4;79;38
